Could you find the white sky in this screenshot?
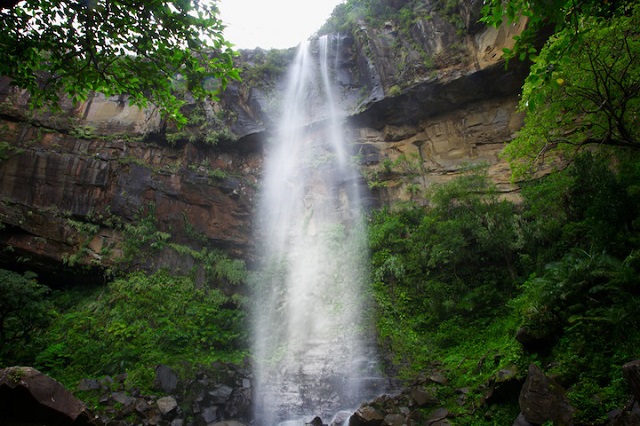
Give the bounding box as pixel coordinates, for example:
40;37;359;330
217;0;344;50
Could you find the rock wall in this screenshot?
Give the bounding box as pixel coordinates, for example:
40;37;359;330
0;0;527;279
0;86;261;281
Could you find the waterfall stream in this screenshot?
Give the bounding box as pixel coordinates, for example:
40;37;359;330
251;36;380;425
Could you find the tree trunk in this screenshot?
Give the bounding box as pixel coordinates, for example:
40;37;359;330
622;360;640;403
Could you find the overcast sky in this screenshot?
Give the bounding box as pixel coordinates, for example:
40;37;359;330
217;0;344;50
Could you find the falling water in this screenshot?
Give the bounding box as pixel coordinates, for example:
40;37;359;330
251;36;378;425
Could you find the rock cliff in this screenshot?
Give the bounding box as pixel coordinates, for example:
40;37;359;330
0;0;527;280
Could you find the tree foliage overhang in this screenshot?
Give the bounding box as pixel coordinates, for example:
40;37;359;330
482;0;640;180
0;0;240;124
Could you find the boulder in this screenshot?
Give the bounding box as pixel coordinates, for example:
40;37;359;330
512;413;535;426
410;387;440;407
383;413;405;426
0;366;92;425
424;407;450;425
154;364;179;393
623;360;640;403
331;410;353;426
349;406;385;426
519;363;574;426
157;395;178;415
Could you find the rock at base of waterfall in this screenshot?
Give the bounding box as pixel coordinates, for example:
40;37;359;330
0;366;93;425
519;363;574;425
349;405;385;425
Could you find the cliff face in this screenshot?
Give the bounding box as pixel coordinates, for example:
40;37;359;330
0;0;526;280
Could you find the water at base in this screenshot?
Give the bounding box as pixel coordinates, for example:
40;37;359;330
251;36;382;425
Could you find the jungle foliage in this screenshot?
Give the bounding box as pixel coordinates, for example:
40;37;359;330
369;152;640;424
484;0;640;179
318;0;463;35
0;269;247;393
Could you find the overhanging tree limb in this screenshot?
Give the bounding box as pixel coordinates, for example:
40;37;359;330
0;0;240;123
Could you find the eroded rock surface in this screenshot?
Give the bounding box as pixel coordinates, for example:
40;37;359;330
0;0;526;278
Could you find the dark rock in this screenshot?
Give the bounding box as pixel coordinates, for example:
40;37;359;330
428;372;448;385
307;416;326;426
512;412;535;426
154;364;179;394
0;366;92;425
222;387;251;419
209;384;234;403
609;401;640;426
427;408;449;424
410;387;440;407
135;397;151;414
519;363;575;426
515;326;558;353
198;406;218;425
111;392;136;407
349;406;385;426
623;360;640;403
383;413;405;426
331;410;352;426
78;378;101;391
483;365;522;405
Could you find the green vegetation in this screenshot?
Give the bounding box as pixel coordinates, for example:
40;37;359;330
0;198;248;397
368;152;640;423
0;270;54;363
0;0;239;124
318;0;464;36
164;102;238;147
0;255;247;394
240;48;296;88
1;2;639;425
36;270;246;392
483;0;640;180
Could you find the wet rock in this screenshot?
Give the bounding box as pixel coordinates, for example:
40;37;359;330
157;395;178;415
209;384;234;403
222;387;251;419
512;413;535;426
483;365;522;405
383;413;405;426
519;363;574;426
515;326;558;353
198;406;219;425
410;387;440;407
350;405;385;426
428;372;448;385
155;364;179;394
623;360;640;403
0;366;92;425
78;378;101;391
331;410;352;426
111;392;136;406
135;397;151;414
427;408;449;424
307;416;327;426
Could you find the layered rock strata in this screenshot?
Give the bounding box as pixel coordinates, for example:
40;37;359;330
0;0;526;277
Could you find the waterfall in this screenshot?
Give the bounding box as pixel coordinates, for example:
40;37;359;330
251;35;378;425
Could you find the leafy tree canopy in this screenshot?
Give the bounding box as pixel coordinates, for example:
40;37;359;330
482;0;640;179
0;0;240;124
0;269;53;362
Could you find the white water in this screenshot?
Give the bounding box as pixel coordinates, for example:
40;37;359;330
251;36;377;425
